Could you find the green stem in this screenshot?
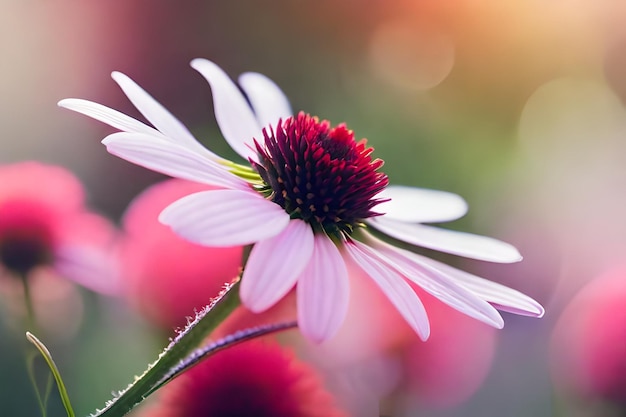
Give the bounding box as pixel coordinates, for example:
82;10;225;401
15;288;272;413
93;278;242;417
21;274;39;334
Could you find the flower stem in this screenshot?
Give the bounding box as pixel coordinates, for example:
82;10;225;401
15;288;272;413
92;278;242;417
21;273;39;334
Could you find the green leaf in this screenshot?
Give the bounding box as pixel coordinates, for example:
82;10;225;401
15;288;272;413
91;278;242;417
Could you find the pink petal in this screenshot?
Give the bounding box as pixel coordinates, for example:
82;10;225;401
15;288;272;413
241;219;314;312
370;238;504;328
102;132;248;190
55;245;120;295
111;72;219;159
297;234;350;343
191;59;261;162
238;72;292;130
58;98;158;136
375;185;468;223
414;254;545;318
344;239;430;341
369;217;522;263
159;189;290;247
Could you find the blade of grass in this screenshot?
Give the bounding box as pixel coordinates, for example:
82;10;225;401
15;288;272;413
26;332;76;417
26;351;54;417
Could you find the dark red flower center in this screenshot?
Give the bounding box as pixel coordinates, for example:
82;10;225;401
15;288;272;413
252;112;388;237
0;201;56;276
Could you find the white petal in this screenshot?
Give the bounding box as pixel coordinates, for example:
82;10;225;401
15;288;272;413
58;98;159;136
370;239;504;328
102;132;247;190
111;72;219;159
344;239;430;341
374;185;468;223
241;219;314;312
369;217;522;263
297;234;350;343
238;72;292;130
191;58;261;162
414;254;545;318
159;189;290;247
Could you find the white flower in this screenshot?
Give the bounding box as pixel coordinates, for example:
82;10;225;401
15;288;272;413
59;59;544;342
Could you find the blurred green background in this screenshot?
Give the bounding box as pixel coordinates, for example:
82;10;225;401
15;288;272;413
2;1;626;416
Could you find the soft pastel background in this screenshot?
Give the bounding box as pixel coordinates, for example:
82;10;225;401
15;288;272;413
2;1;626;416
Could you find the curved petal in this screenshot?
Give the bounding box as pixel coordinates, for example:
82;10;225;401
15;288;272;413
297;234;350;343
111;72;219;159
159;189;290;246
413;253;545;318
241;219;314;312
369;217;522;263
102;132;247;190
368;236;504;328
344;239;430;341
238;72;292;130
191;58;261;162
58;98;159;136
374;185;468;223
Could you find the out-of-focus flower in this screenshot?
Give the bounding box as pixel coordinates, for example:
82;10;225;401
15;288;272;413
135;339;347;417
551;266;626;407
0;162;117;294
302;265;496;413
400;291;497;408
59;59;544;343
120;179;243;329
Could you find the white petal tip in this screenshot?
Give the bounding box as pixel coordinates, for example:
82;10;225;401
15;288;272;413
301;328;330;344
190;58;211;70
497;302;545;318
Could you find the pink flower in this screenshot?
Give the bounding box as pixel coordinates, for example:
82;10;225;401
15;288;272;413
120;179;243;328
551;266;626;405
0;162;117;293
59;59;543;342
401;293;497;408
136;340;347;417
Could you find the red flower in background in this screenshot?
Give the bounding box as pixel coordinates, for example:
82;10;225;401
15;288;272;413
137;340;347;417
0;162;117;293
551;266;626;406
120;179;243;329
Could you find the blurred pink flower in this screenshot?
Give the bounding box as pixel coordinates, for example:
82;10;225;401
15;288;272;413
302;265;495;412
551;266;626;405
136;339;347;417
401;291;497;408
0;161;117;293
60;59;543;342
120;179;243;329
